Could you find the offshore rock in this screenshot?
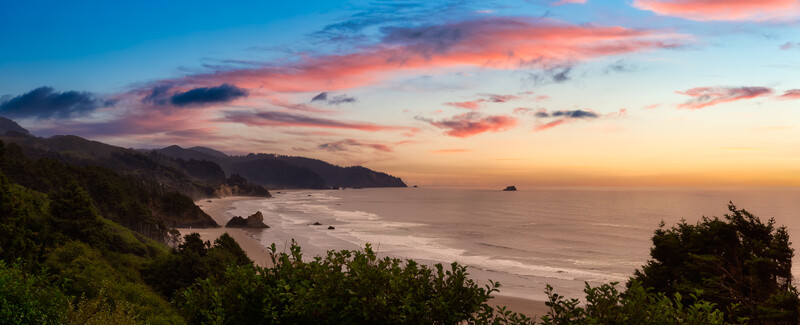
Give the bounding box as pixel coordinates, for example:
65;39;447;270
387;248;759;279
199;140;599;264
226;211;269;228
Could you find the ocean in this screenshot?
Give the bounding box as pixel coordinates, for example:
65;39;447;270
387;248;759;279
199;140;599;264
224;187;800;301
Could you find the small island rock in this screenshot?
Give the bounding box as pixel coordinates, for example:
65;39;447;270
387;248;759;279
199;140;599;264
226;211;269;228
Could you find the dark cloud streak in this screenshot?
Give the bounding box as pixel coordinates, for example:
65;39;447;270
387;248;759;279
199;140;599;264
310;92;357;105
170;84;248;107
0;86;112;119
223;110;415;132
311;92;328;102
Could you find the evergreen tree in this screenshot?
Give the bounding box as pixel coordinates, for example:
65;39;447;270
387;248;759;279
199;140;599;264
632;203;800;323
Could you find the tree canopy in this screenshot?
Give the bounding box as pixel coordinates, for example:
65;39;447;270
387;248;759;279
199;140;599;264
632;203;799;324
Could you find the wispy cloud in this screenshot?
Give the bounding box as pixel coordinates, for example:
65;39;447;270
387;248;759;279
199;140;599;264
552;0;586;5
533;109;600;131
777;89;800;100
431;148;472;153
148;16;685;97
310;92;358;105
632;0;800;21
444;93;522;110
780;42;800;50
604;59;637;74
642;103;661;110
676;86;773;109
418;112;517;137
223;110;417;133
517;108;624;131
319;138;393;152
311;1;476;46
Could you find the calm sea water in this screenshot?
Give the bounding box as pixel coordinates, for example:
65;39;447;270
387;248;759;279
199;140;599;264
227;187;800;300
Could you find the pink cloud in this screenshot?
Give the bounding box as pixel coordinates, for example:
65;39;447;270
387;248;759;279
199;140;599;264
780;42;800;50
483;94;521;102
445;101;484;110
444;94;520;110
268;98;335;113
513;107;545;115
319;139;393;152
632;0;800;21
31;16;688;151
164;127;220;138
778;89;800;100
421;112;517;137
552;0;587;5
145;17;685;97
528;108;625;131
431;148;472;153
223;110;418;133
444;93;522;110
643;103;661;109
676;86;773;109
535;120;567;131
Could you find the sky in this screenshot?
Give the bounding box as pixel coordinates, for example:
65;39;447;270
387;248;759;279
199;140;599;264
1;0;800;187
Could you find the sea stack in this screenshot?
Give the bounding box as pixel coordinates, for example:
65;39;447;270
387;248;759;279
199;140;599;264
503;185;517;191
225;211;269;228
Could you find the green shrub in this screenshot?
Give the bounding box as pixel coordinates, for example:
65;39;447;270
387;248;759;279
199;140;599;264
0;260;69;325
539;281;735;325
632;203;799;323
179;242;498;324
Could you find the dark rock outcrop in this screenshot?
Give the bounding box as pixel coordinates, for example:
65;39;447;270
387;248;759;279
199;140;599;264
226;211;269;228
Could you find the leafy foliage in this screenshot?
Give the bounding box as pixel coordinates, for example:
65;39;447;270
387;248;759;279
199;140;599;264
0;260;69;325
179;242;499;324
538;281;736;325
632;203;800;323
0;141;216;242
144;232;252;299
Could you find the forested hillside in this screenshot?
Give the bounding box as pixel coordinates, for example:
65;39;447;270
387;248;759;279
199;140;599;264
157;145;407;189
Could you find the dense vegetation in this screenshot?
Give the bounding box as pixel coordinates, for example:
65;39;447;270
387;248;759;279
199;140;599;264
1;138;799;323
156;145;407;189
0;134;272;200
632;203;800;323
0;141;216;241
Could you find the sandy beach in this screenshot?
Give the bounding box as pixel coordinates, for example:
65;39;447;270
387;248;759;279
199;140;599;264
177;196;275;267
183;195;549;318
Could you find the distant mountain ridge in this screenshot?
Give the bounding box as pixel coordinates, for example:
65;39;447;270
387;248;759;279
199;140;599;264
0;117;404;192
155;146;406;189
0;133;270;200
0;116;30;136
188;146;228;158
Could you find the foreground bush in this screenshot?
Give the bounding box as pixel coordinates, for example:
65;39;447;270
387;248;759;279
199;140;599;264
180;242;499;324
539;281;738;325
633;203;800;323
0;261;68;325
178;242;740;325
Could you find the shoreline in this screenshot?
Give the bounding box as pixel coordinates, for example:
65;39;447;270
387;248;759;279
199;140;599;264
177;196;274;267
186;195;549;318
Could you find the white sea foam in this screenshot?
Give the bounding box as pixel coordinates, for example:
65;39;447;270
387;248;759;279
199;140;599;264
236;191;625;285
228;187;800;300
